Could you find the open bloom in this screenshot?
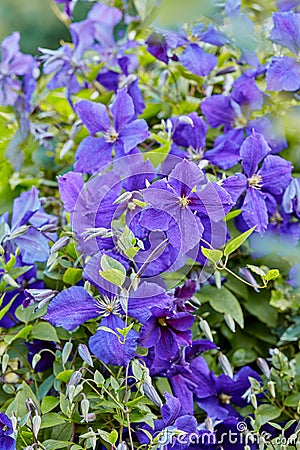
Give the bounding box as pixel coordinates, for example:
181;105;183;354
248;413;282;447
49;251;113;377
0;412;16;450
74;88;149;174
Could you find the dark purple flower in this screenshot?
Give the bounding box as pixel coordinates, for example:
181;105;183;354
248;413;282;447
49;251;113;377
0;32;34;106
26;339;56;372
0;413;15;450
44;286;139;366
139;306;194;360
55;0;77;18
74;88;149;174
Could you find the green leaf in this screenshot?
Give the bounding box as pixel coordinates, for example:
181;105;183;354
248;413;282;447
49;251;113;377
255;404;281;427
284;393;300;407
201;247;223;264
145;141;171;167
31;321;59;342
63;268;82;285
94;370;105;386
101;254;126;274
100;269;126;288
43;439;73;449
0;294;18;321
224;226;256;257
56;370;74;383
208;286;244;328
40;413;67;429
264;269;280;282
246;264;266;277
108;429;118;445
4;324;33;344
41;396;60;414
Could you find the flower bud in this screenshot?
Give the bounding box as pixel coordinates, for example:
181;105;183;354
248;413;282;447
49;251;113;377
143;381;162;408
257;358;270;379
2;353;9;373
199;319;214;342
218;353;233;379
62;341;73;366
224;313;236;333
250;393;257;409
3;274;19;288
81;395;90;422
268;381;276;398
32;354;41;369
50;236;70;254
32;414;41;437
117;442;128;450
78;344;93;367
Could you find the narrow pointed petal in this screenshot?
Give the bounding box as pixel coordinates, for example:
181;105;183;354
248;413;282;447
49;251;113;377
89;314;138;366
75;100;110;134
44;286;99;331
242;188;268;234
240;131;271;177
74;137;112;174
11;187;40;229
259;155;292;195
110;88;135;131
179;44;217;77
58;172;84;212
266;56;300;92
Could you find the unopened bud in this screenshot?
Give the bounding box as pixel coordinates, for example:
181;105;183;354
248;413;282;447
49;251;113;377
178;115;194;126
257;358;270;379
117;442;128;450
32;414;41;437
9;225;29;240
60;139;74;159
224;313;235;333
3;274;19;288
205;417;214;432
142;382;162;408
2;353;9;373
51;236;70;254
68;384;76;403
32;354;41;369
62;341;73;366
199;319;214;342
218;353;233;379
268;381;276;398
250;393;257;409
81;396;90;422
78;344;93;367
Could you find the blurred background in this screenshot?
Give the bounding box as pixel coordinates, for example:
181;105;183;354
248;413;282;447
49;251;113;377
0;0;90;53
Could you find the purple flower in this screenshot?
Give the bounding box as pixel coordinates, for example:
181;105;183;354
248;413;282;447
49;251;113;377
287;264;300;288
44;285;143;366
270;12;300;54
139;307;194;360
195;360;261;420
142;159;233;254
222;132;292;234
55;0;77;17
282;177;300;218
179;44;217;77
74;88;149;174
0;413;15;450
26;339;56;372
276;0;300;11
266;12;300;91
1;187;57;264
0;32;34;106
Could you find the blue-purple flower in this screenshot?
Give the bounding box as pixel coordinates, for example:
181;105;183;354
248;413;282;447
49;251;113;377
74;88;149;174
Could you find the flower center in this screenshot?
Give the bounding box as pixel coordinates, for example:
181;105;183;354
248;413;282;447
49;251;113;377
248;174;262;189
179;196;190;208
96;295;120;316
270;212;283;225
104;126;119;143
127;201;136;211
158;317;168;326
219;393;232;404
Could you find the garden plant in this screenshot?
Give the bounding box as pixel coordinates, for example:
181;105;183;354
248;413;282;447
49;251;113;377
0;0;300;449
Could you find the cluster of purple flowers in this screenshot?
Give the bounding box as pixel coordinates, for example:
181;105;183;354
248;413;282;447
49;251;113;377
0;0;300;447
